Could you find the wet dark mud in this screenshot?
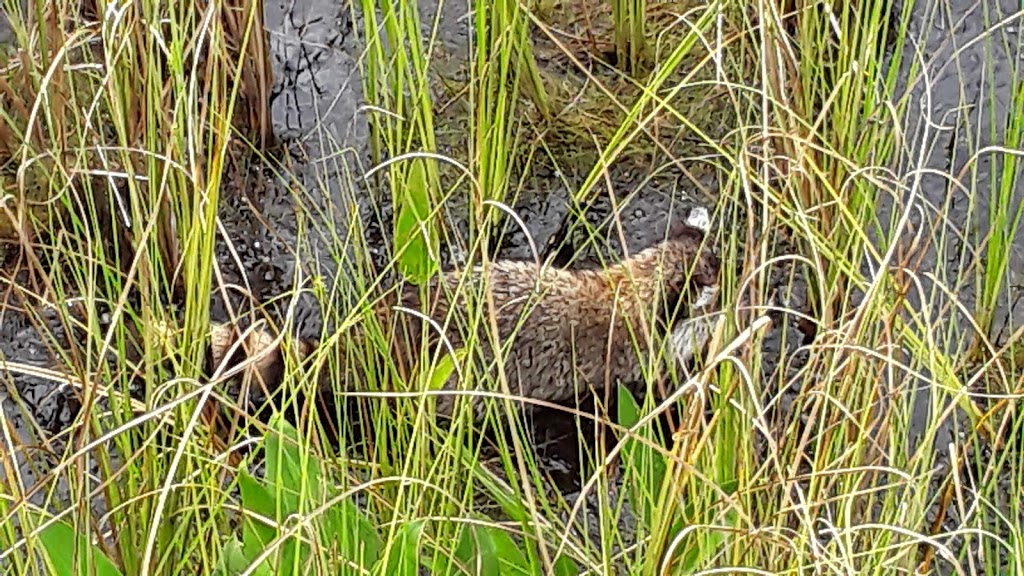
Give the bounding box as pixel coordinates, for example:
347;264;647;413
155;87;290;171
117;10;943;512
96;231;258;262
0;0;1020;573
878;3;1024;569
880;0;1024;449
886;0;1024;345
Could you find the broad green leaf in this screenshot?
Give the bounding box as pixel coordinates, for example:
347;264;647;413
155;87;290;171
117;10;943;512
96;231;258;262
265;414;323;511
437;523;577;576
33;515;123;576
463;457;528;523
676;509;737;573
616;382;641;428
379;519;426;576
394;158;438;284
550;553;580;576
426;348;465;391
617;383;667;529
322;499;384;573
488;528;531;575
431;524;499;576
217;535;274;576
238;469;308;575
238;470;278;560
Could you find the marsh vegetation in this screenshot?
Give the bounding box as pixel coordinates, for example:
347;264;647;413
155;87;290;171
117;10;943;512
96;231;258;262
0;0;1021;574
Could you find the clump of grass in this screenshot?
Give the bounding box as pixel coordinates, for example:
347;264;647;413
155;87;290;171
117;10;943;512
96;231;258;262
0;0;272;573
611;0;647;74
342;1;758;572
3;0;1024;573
469;0;544;235
347;0;581;569
701;0;1022;572
525;0;732;188
357;0;443;284
967;20;1024;349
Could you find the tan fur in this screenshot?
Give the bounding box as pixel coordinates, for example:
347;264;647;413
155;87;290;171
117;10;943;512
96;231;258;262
208;224;720;418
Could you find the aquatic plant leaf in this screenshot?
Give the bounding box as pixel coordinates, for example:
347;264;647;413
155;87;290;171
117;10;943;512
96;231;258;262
674;508;737;572
551;553;580;576
488;528;531;575
322;499;383;572
432;523;575;576
248;415;386;573
33;515;123;576
264;414;324;511
379;519;426;575
431;524;499;576
617;383;667;530
426;348;465;391
463;456;528;522
238;470;278;558
238;469;309;575
394;158;439;284
215;535;273;576
616;382;641;427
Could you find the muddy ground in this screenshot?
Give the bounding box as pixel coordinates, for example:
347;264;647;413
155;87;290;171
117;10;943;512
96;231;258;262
1;0;1022;572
